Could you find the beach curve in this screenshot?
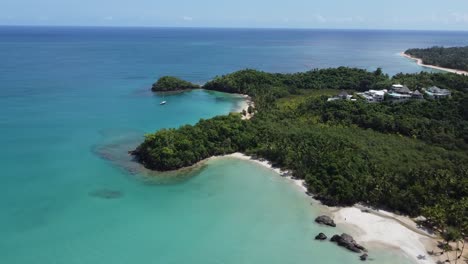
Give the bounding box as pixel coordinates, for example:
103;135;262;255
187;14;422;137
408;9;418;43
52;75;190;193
400;52;468;76
212;153;441;264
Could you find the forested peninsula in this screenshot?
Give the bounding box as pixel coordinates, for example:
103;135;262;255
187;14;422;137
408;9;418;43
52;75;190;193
151;76;200;92
405;46;468;72
133;67;468;241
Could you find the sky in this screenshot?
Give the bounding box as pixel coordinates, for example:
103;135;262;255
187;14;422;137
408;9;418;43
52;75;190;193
1;0;468;30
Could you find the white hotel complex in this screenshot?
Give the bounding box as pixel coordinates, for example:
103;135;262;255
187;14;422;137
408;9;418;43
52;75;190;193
329;84;451;103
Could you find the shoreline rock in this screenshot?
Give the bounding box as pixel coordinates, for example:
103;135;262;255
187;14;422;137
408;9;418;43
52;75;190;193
315;215;336;227
330;233;366;253
315;233;327;240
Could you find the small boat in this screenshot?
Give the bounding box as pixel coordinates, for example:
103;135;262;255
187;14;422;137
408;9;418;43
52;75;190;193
160;101;167;105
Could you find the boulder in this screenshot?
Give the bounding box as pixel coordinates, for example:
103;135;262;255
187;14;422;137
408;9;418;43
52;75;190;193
315;233;327;240
315;215;336;227
360;253;368;261
330;233;366;253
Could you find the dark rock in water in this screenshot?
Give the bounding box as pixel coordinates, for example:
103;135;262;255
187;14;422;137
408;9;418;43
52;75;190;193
315;233;327;240
89;189;123;199
360;253;368;261
315;215;336;227
330;233;366;253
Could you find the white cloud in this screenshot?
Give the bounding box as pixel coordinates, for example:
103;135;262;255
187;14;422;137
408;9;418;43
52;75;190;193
314;14;327;23
451;12;468;23
335;17;354;23
355;16;365;23
392;12;468;26
310;14;365;25
182;16;193;21
337;16;365;23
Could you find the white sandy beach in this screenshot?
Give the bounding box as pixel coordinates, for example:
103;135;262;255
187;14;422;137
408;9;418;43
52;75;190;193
401;52;468;76
226;153;306;191
334;207;436;264
217;152;441;264
233;94;255;120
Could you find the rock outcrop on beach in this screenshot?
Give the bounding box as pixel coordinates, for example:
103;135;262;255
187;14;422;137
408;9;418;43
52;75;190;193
330;233;366;253
315;215;336;227
315;233;327;240
360;253;368;261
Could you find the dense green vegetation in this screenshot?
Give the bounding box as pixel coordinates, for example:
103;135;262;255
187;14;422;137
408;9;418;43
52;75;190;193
151;76;200;92
136;68;468;239
405;46;468;72
134;114;254;171
302;97;468;150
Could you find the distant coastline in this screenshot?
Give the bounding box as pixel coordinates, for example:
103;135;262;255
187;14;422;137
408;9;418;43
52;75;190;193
400;52;468;75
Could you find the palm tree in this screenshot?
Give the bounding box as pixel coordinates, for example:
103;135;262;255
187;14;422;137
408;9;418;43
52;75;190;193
441;227;462;264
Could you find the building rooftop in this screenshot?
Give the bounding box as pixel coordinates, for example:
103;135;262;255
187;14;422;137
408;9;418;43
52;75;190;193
397;86;412;94
427;86;451;95
368;90;386;96
388;93;411;98
339;90;349;97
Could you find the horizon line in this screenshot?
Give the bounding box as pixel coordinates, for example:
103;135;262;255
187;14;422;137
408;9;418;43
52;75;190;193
1;24;468;33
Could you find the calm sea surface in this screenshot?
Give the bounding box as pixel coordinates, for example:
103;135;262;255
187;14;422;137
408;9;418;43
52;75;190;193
1;26;468;264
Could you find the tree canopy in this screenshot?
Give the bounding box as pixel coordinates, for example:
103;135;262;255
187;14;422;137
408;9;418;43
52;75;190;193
152;76;200;92
405;46;468;72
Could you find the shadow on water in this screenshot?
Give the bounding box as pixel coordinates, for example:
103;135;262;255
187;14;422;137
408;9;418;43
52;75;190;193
89;189;123;199
92;128;207;186
130;87;154;97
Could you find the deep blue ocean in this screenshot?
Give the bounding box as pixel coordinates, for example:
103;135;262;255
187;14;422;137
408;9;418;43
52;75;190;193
1;26;468;264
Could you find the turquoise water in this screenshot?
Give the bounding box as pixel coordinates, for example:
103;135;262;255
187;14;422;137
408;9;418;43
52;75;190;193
0;156;413;264
2;27;468;263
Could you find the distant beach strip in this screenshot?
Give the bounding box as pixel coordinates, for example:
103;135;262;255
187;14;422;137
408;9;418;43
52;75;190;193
400;52;468;76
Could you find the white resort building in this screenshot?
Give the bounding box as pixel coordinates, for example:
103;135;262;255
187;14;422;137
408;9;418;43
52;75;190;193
386;84;413;101
424;86;451;99
327;90;355;101
357;90;386;103
411;90;424;99
327;84;451;103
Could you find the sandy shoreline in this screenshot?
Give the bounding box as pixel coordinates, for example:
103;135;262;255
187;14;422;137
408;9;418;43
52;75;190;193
400;52;468;76
211;152;443;264
333;207;437;264
234;94;255;120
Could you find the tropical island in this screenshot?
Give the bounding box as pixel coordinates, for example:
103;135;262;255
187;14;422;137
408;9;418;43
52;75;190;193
403;46;468;75
132;67;468;263
151;76;200;92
